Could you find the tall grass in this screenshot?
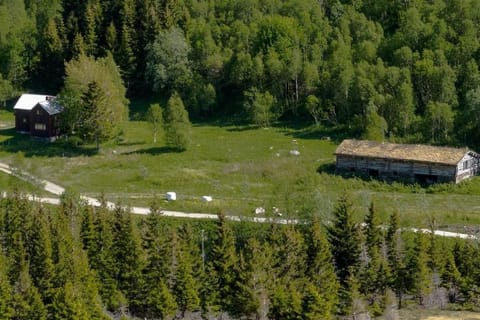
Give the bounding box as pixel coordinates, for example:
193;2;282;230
1;111;480;227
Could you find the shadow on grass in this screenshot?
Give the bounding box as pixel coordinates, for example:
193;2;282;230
0;128;98;157
116;140;146;147
316;162;336;174
124;146;184;155
225;124;259;132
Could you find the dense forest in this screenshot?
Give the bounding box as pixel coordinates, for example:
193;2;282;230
2;0;480;147
0;192;479;319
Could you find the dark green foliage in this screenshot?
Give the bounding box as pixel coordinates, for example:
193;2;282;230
80;81;108;148
0;249;13;319
11;263;47;320
326;194;361;284
360;201;390;314
208;211;239;313
304;217;339;319
27;208;55;304
269;280;303;320
1;192;480;318
4;0;480;147
111;206;144;313
407;232;432;305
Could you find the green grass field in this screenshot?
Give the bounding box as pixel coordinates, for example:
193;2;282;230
1;108;480;228
395;308;480;320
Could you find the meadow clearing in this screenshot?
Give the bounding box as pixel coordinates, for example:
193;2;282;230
2;108;480;229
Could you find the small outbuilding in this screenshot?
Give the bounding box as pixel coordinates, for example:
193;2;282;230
335;139;480;184
13;94;63;140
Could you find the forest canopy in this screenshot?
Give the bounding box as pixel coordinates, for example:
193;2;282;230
1;0;480;147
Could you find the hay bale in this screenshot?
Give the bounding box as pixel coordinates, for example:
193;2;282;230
201;196;213;202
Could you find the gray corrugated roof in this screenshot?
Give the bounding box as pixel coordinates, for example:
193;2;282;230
335;139;468;166
38;100;63;115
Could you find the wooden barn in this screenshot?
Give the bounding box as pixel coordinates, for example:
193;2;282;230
335;139;480;184
13;94;63;140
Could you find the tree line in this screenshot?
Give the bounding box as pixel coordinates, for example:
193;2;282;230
2;0;480;147
0;192;479;319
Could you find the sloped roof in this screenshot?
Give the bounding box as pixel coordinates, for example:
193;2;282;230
13;93;62;115
335;139;468;165
37;100;63;115
13;94;52;110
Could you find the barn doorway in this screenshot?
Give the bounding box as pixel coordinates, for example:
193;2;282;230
415;174;438;184
368;169;379;178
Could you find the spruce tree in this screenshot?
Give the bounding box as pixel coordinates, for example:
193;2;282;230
145;279;177;319
242;238;275;319
28;207;55;305
164;91;192;151
91;206;125;311
441;250;462;303
173;225;201;317
50;281;89;320
304;217;339;319
111;206;145;314
386;210;408;308
80;205;97;261
326;194;361;284
360;201;390;314
80;81;108;149
0;249;13;319
208;211;239;314
269;280;303;320
408;232;432;305
142;208;178;317
11;262;47;320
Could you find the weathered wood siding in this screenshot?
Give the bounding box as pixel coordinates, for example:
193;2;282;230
336;155;457;183
456;153;480;183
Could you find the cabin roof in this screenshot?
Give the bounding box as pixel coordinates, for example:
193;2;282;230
13;94;53;111
335;139;468;165
13;94;62;115
36;100;63;115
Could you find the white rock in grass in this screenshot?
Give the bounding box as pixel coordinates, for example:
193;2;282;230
290;150;300;156
255;207;265;215
201;196;213;202
166;192;176;201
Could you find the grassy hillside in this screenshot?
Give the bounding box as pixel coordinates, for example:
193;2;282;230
1;111;480;228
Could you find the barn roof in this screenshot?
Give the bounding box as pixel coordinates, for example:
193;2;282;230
13;94;62;115
335;139;468;165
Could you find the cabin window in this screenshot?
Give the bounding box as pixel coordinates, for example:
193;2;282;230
464;161;469;170
393;171;398;176
36;109;41;115
34;123;46;131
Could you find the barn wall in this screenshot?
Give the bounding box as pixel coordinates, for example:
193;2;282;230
336;155;457;183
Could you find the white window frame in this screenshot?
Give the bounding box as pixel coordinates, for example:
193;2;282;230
34;123;46;131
